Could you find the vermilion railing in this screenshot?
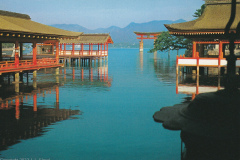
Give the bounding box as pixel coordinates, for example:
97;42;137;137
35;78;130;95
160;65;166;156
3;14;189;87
0;58;57;70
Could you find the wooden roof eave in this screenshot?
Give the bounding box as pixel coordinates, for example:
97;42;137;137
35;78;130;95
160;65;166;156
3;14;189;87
0;13;83;39
0;29;80;41
165;2;240;36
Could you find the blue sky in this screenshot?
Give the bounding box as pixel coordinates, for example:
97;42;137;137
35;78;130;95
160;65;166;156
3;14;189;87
0;0;205;29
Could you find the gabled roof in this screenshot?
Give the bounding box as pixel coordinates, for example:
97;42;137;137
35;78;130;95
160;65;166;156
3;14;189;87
60;33;114;44
165;1;240;36
0;10;82;38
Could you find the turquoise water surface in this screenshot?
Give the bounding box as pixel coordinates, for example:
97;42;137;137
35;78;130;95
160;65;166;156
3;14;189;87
0;48;187;160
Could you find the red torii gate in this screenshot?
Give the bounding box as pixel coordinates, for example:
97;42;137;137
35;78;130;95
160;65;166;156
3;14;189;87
134;32;161;51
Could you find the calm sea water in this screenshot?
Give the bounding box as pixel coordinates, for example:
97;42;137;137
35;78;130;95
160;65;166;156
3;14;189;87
0;48;189;160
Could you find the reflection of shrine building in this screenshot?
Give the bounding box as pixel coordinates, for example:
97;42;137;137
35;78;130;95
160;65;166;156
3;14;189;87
0;107;80;152
60;62;112;88
153;57;176;83
176;75;225;99
0;82;81;152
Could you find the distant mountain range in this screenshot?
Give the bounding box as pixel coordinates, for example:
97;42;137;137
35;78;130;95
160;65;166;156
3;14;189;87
50;19;186;48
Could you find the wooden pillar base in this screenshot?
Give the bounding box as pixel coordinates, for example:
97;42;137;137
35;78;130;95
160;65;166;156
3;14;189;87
56;67;59;75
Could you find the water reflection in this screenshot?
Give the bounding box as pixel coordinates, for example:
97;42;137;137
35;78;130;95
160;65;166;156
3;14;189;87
60;60;112;88
153;55;176;84
176;74;225;100
0;73;81;153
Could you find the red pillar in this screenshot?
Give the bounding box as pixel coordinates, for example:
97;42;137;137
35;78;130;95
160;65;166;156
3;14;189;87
56;42;59;63
32;42;37;65
192;41;196;58
219;41;223;59
81;44;84;56
15;41;19;67
64;43;66;55
72;43;75;56
218;41;223;74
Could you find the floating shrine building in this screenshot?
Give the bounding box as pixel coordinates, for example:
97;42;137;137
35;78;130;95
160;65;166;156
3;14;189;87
59;33;113;64
0;10;113;89
0;10;82;74
165;0;240;75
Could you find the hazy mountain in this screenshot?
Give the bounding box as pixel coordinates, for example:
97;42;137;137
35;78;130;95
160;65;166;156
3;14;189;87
50;19;186;48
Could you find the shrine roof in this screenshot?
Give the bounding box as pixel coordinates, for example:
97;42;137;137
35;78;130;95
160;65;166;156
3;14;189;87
0;10;82;39
165;1;240;36
60;33;114;44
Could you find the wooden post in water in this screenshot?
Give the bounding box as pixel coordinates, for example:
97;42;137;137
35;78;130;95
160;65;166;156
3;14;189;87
33;70;37;89
56;67;59;75
14;72;19;93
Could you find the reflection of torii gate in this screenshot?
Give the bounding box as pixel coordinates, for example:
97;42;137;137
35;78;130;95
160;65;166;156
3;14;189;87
134;32;161;51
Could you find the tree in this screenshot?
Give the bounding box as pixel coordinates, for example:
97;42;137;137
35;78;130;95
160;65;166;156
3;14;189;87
193;4;206;18
150;4;205;53
150;31;192;53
